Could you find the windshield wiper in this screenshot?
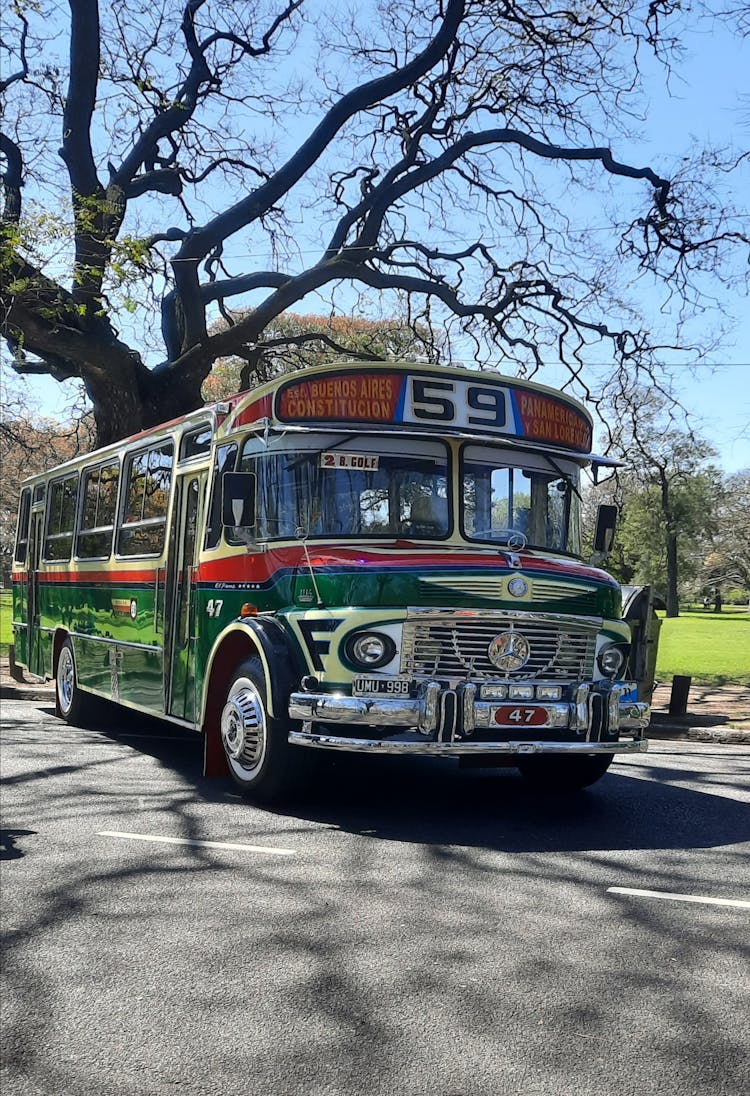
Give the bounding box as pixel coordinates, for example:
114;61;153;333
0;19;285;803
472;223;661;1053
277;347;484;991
537;452;582;501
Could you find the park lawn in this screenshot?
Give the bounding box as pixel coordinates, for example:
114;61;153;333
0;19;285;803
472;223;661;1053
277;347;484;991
0;589;11;653
655;608;750;686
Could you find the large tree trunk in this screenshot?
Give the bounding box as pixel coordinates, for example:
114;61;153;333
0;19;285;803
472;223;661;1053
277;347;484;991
84;363;206;448
659;472;680;618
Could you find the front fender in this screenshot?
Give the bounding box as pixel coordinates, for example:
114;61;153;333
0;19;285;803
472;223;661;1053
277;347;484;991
201;617;304;724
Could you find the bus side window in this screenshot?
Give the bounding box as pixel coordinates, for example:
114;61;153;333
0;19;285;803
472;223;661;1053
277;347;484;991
43;474;79;561
180;426;212;461
14;488;31;564
77;461;120;559
204;443;237;550
117;443;174;557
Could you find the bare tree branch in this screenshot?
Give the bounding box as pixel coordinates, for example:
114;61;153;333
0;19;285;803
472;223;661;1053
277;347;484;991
2;0;748;446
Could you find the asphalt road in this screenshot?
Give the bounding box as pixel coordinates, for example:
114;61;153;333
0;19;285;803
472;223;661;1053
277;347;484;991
1;696;748;1096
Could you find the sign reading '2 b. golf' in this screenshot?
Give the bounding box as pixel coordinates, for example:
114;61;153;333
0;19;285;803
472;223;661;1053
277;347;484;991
276;369;593;453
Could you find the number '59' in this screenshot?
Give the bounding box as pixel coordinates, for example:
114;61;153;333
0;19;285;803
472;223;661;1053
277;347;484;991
410;378;507;427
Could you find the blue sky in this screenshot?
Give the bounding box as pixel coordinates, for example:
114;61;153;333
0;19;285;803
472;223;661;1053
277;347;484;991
629;15;750;473
5;3;749;473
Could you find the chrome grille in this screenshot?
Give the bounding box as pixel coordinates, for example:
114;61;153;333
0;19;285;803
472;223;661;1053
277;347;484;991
400;614;598;681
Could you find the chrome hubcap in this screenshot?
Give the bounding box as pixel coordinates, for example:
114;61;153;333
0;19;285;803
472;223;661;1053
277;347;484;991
220;687;265;770
58;648;74;713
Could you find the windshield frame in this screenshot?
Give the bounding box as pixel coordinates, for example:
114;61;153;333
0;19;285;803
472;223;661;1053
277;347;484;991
458;441;583;556
236;430;454;543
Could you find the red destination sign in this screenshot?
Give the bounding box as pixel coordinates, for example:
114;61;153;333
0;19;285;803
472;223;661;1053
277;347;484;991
278;373;403;423
515;391;592;452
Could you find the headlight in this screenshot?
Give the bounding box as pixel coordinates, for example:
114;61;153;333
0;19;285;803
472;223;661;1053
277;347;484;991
345;632;396;669
597;643;628;678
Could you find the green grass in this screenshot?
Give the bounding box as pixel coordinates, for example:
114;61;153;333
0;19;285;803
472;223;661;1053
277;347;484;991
0;589;11;653
655;607;750;686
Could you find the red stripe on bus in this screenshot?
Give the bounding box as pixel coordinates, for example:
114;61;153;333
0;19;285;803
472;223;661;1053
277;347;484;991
196;547;613;584
31;569;160;584
13;551;612;587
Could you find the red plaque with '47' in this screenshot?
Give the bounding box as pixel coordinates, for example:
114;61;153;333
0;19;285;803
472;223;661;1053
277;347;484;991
493;706;549;727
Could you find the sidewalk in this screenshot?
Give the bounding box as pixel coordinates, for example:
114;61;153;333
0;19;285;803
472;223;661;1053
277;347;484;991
648;682;750;744
2;658;748;743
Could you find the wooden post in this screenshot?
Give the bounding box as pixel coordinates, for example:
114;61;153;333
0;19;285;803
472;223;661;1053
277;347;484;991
668;675;692;717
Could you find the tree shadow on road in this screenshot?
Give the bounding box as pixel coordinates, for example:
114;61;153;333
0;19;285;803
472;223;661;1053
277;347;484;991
276;749;750;855
4;701;749;857
0;828;36;860
2;703;749;1096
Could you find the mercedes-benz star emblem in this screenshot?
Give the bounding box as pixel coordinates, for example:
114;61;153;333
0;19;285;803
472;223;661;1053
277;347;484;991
488;630;531;671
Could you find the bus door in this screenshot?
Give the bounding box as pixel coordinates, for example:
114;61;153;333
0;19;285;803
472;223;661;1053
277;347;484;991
165;473;204;721
26;506;45;678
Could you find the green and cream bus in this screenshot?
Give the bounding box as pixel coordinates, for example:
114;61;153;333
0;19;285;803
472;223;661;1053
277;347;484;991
11;362;651;800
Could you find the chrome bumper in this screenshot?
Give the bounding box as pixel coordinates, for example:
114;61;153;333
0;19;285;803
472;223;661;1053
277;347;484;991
288;682;649;756
288;730;647;755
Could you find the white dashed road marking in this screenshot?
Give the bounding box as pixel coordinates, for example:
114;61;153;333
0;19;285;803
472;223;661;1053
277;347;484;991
608;886;750;909
97;830;296;856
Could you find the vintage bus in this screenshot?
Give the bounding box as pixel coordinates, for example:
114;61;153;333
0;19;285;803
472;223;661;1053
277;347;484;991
11;362;651;800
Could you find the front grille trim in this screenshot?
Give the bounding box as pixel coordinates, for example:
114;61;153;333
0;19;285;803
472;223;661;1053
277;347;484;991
418;575;599;605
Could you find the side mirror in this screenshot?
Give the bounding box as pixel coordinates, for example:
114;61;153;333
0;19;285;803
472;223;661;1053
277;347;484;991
593;503;618;555
222;472;256;529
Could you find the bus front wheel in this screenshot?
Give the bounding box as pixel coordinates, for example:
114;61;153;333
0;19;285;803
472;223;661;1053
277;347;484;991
516;752;614;791
220;658;304;802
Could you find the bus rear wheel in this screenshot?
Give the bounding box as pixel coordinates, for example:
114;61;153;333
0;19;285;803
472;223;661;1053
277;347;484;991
56;638;90;725
220;658;304;802
516;752;614;791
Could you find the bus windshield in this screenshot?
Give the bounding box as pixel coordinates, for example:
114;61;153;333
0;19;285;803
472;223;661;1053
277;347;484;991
460;443;581;554
239;433;450;540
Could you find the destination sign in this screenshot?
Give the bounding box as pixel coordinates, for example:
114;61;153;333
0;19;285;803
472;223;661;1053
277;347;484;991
275;369;593;453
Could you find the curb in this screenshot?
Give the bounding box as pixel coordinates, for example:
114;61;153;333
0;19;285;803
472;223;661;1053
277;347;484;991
1;683;55;702
686;727;750;744
646;723;750;745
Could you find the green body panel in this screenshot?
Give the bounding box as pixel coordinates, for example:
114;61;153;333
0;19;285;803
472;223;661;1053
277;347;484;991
11;575;165;707
71;633;164;709
290;568;620;619
12;584;28;664
11;555;624;724
118;645;164;709
189;586;311;712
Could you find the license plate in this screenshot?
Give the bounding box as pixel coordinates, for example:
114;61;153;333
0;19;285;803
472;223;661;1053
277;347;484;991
353;677;412;697
493;705;549;727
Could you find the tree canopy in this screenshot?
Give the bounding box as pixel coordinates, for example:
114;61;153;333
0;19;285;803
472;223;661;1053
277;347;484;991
202;310;444;399
696;469;750;601
591;386;728;615
2;0;748;445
